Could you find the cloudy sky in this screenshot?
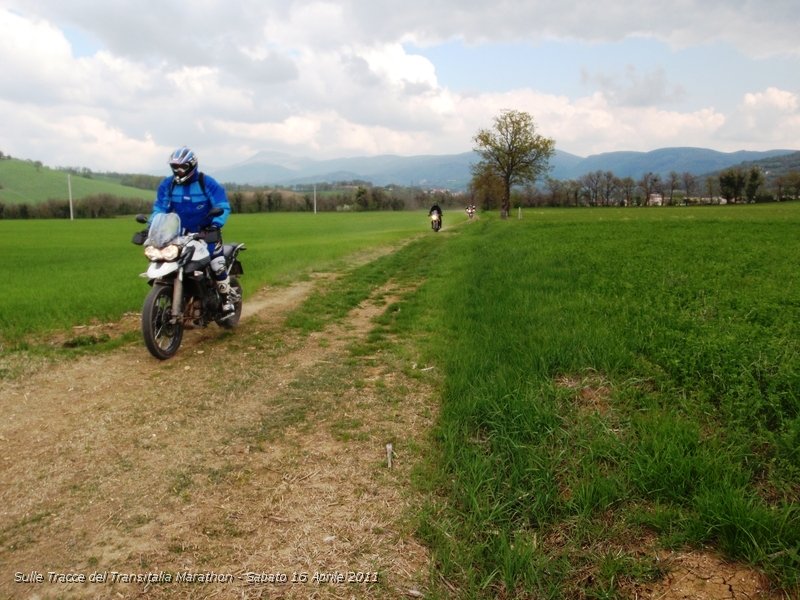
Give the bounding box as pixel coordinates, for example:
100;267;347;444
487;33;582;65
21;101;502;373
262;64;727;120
1;0;798;174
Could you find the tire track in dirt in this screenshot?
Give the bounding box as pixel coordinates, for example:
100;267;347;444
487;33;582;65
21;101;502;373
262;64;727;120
0;264;435;599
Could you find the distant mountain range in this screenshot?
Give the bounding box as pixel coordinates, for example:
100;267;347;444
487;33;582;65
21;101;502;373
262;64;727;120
215;147;799;190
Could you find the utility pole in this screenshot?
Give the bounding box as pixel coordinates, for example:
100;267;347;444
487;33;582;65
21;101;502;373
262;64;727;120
68;174;74;220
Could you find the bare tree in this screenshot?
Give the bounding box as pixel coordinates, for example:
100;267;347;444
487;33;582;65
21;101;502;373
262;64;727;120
545;177;562;206
579;170;603;206
681;172;697;204
638;172;661;206
600;171;619;206
666;171;680;206
619;177;636;206
564;180;581;207
705;177;718;203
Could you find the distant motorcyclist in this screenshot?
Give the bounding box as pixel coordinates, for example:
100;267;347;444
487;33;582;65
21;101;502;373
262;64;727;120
429;203;442;225
149;146;235;316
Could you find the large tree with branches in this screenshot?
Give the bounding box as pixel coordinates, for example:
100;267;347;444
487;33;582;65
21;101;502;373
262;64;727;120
472;110;555;218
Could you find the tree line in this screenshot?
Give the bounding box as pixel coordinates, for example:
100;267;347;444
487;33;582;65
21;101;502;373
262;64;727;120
470;166;800;210
0;185;460;219
522;167;800;209
0;195;154;220
4;167;798;220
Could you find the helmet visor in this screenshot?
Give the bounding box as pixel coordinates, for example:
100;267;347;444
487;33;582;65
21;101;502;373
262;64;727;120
170;163;192;178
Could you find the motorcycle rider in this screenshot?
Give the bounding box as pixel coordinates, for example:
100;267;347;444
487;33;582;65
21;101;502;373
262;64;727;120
149;146;236;317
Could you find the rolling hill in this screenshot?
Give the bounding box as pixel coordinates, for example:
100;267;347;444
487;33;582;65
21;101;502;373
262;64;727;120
699;150;800;182
3;147;798;203
0;159;155;205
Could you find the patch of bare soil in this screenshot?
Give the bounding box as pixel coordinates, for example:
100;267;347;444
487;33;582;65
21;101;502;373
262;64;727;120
555;371;614;417
632;550;783;600
0;270;435;599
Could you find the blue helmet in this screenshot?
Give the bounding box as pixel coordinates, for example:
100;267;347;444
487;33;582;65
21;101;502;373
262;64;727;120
168;146;198;184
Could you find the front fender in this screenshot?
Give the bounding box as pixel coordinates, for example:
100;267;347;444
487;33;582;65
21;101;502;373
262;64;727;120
142;261;179;279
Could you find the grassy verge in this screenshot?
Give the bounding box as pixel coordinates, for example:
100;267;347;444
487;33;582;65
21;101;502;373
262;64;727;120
418;205;800;597
300;205;800;597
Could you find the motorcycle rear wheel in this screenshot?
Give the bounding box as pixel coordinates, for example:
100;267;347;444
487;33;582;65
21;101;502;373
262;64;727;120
142;284;184;359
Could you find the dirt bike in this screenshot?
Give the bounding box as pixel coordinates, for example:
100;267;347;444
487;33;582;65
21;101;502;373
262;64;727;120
430;212;442;232
131;208;245;360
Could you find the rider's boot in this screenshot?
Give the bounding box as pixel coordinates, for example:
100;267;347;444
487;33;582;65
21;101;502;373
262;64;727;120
217;276;236;318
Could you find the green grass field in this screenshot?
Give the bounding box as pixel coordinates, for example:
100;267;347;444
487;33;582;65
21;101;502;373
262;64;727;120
0;211;440;341
283;203;800;597
3;203;799;597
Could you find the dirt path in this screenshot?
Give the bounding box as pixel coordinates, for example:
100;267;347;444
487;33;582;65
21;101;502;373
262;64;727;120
0;265;435;599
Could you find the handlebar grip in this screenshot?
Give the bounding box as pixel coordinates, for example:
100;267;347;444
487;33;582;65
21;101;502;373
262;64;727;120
203;228;221;243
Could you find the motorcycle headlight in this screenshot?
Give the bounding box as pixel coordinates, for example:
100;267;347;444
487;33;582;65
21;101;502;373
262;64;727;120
144;244;180;261
161;244;180;261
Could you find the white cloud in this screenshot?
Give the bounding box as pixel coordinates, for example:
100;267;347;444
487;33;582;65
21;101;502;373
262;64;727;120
358;44;438;91
717;87;800;147
212;115;321;146
453;89;728;155
343;0;800;57
581;66;685;107
0;100;166;170
743;87;798;111
0;2;798;173
0;10;73;101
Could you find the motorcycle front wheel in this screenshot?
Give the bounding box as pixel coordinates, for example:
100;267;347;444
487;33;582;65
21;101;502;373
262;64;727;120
142;284;184;359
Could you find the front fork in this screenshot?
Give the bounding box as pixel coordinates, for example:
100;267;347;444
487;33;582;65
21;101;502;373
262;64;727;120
171;269;184;321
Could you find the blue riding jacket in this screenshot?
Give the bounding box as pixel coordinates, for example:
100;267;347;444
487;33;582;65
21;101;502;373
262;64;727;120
150;171;231;233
